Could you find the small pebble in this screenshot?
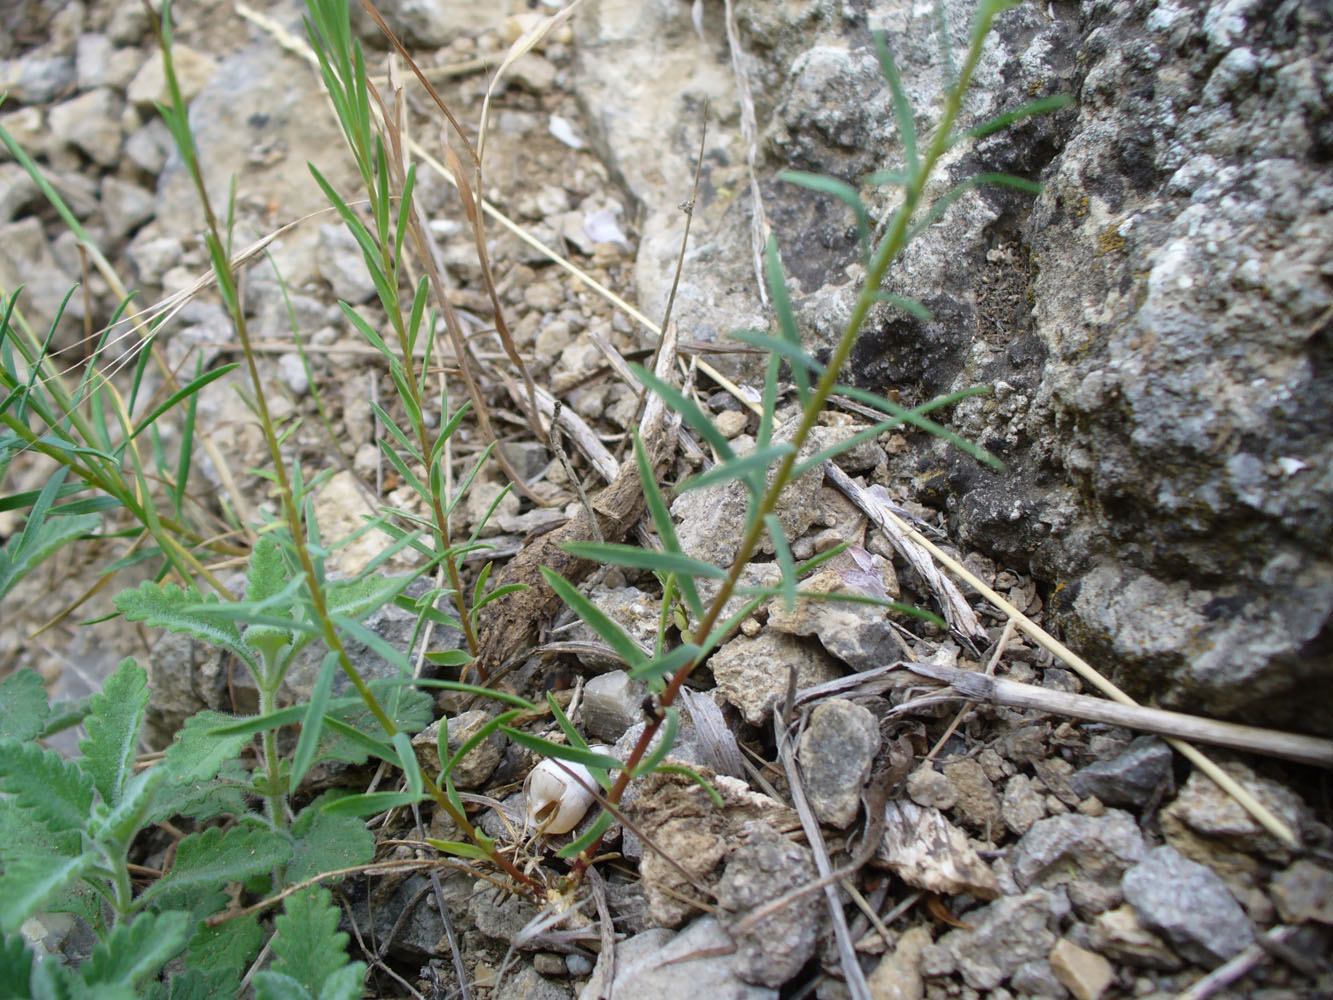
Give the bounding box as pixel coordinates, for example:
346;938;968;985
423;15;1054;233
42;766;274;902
533;952;566;977
715;409;749;438
565;954;594;977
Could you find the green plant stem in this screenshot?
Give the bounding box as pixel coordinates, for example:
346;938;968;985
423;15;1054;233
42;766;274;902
257;678;287;828
106;848;134;922
574;5;1000;878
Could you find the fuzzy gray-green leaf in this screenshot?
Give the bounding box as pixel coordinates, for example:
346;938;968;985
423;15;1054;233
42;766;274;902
80;910;190;990
138;826;291;912
0;851;95;933
79;658;149;807
0;738;93;833
0;668;50;742
269;887;357;997
0;511;101;600
115;581;257;673
286;795;375;884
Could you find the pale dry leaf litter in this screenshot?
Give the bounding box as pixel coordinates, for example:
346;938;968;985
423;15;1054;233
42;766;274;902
2;1;1331;999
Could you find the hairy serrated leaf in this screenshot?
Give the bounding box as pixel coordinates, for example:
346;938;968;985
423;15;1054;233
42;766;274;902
79;911;189;989
0;932;34;997
245;535;287;603
164;968;242;1000
162;710;250;784
241;536;301;663
183;913;262;982
316;963;366;1000
0;668;50;742
149;758;251;826
114;581;256;673
0;739;93;833
0;798;80;861
270;888;350;996
89;766;167;847
0;852;95;933
138;826;290;912
325;571;407;622
0;512;101;600
286;797;375;884
253;971;313;1000
30;952;114;1000
79;658;148;806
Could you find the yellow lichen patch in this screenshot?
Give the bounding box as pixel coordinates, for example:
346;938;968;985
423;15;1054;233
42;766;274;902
1097;225;1126;256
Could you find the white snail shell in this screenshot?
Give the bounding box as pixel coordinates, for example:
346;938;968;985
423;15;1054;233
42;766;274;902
523;755;602;835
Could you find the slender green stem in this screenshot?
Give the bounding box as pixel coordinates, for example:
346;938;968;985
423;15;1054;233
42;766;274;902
257;677;287;829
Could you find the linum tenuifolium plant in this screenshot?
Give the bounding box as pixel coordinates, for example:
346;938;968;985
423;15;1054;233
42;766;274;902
0;0;1067;994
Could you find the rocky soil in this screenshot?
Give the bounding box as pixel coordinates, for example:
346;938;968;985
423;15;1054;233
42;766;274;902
2;1;1331;999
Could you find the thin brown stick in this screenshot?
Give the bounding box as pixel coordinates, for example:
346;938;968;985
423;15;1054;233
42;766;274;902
1174;926;1299;1000
775;704;871;1000
904;659;1333;769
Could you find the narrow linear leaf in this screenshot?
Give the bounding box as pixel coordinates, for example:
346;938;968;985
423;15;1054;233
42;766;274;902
678;443;795;494
728;328;825;375
631;432;702;621
443;709;523;779
498;729;622;773
330;612;412;675
868;290;933;322
628;363;735;462
829;383;1002;470
779;171;871;261
546;694;589;753
654;764;725;807
289;651;339;790
128;365;238;443
873;32;918;175
765;515;798;611
406;680;537;711
630;707;679;777
628;642;701;684
562;542;728;580
424;839;494;862
763;237;808;404
553;809;614;860
393;731;423;799
961;93;1072;142
319;717;400;767
539;568;648;669
319;789;418;817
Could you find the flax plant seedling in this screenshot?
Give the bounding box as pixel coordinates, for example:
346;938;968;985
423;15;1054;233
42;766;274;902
539;0;1071;874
